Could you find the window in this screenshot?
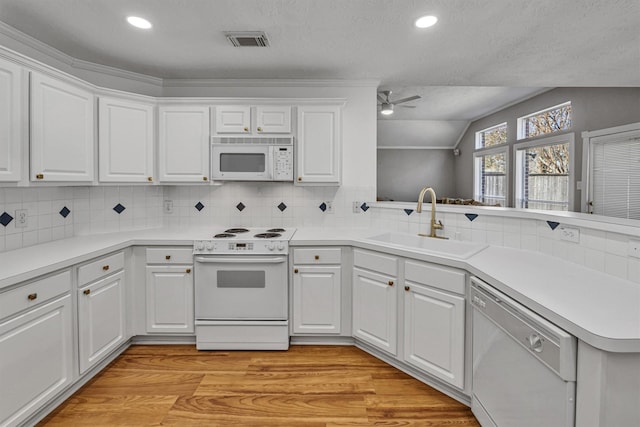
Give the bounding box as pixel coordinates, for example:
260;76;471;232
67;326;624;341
517;102;572;140
476;122;507;149
474;147;508;206
585;124;640;220
515;134;574;211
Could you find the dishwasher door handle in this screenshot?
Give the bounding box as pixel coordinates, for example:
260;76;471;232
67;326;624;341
194;256;287;264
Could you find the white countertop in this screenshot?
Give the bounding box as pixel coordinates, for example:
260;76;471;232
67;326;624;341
1;226;639;353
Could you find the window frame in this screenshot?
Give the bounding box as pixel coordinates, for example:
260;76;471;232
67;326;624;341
475;122;508;149
513;133;575;211
473;145;509;207
517;101;572;140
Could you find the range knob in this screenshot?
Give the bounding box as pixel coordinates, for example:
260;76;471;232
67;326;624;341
205;241;214;251
268;243;275;251
277;243;285;251
195;241;205;251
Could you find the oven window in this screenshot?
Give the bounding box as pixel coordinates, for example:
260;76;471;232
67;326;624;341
217;271;266;288
219;153;265;173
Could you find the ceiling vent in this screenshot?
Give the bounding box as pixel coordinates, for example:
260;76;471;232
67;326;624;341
225;31;270;47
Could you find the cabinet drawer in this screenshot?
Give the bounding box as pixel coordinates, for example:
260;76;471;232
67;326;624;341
0;270;71;320
293;248;341;264
353;249;398;276
405;260;465;295
146;247;193;264
78;251;125;286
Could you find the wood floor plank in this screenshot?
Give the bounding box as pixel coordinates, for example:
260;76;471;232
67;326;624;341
37;345;480;427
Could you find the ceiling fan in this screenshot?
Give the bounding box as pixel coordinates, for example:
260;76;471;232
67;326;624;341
377;90;421;115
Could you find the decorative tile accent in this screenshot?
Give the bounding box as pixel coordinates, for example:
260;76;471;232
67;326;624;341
360;203;369;212
547;221;560;230
195;202;204;212
319;202;327;212
465;213;478;222
236;202;245;212
59;206;71;218
113;203;126;214
0;212;13;227
278;202;287;212
404;209;413;216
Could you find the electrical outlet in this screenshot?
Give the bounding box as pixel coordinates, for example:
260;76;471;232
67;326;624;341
15;209;28;228
324;201;333;214
629;240;640;259
353;201;361;213
559;226;580;243
163;200;174;214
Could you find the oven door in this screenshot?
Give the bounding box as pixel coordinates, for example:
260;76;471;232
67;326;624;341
211;145;273;181
194;255;287;320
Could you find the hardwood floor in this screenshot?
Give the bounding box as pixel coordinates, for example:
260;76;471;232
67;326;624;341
38;345;480;426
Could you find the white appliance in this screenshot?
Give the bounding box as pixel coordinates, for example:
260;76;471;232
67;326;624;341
211;137;294;181
470;277;577;427
193;227;296;350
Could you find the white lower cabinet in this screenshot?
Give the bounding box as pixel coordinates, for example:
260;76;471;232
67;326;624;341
145;266;194;334
293;264;342;334
403;260;466;389
77;270;126;374
0;272;73;427
352;249;400;355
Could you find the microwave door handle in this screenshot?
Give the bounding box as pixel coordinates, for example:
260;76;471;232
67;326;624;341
194;256;287;264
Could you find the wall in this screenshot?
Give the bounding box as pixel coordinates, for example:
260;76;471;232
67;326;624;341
454;87;640;211
377;149;456;202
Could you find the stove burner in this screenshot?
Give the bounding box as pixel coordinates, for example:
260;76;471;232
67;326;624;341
254;232;282;239
225;228;249;233
267;228;286;233
214;233;236;238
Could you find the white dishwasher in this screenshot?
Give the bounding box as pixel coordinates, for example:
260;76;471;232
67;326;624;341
470;277;577;427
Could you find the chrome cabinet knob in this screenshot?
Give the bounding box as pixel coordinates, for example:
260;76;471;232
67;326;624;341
527;333;544;353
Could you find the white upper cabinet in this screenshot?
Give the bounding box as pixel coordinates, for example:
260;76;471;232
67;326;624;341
30;72;94;182
214;105;291;134
256;105;291;134
215;105;251;134
158;105;210;183
98;97;154;183
0;57;22;182
296;105;341;185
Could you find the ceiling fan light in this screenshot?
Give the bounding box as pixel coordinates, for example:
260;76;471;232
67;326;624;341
415;15;438;28
127;16;152;29
380;103;394;115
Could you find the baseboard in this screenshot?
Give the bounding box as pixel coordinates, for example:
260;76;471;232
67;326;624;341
290;335;355;346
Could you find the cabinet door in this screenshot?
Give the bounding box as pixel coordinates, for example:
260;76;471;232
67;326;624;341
256;105;291;134
0;57;22;182
0;295;73;427
158;105;210;182
78;271;126;374
215;105;251;134
145;266;194;334
98;97;154;182
30;73;94;182
352;267;397;355
292;265;341;334
404;282;465;388
296;105;341;184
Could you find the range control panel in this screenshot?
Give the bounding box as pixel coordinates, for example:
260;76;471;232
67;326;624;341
193;240;289;255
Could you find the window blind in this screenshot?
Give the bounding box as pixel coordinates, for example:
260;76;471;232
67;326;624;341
590;130;640;220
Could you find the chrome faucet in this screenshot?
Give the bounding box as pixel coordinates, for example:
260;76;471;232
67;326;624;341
416;187;445;238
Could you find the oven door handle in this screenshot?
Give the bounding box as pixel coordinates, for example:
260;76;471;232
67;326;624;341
194;256;287;264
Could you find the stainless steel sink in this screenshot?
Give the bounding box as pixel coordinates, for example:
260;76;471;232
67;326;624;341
365;232;487;259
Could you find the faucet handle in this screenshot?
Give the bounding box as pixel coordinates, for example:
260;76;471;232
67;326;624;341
433;220;444;230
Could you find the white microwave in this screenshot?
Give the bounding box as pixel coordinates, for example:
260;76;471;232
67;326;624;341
211;137;294;182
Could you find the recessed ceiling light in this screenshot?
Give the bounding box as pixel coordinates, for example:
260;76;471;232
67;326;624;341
127;16;152;30
415;15;438;29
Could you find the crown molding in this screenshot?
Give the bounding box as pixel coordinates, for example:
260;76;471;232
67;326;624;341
162;78;381;88
71;58;163;86
0;20;74;66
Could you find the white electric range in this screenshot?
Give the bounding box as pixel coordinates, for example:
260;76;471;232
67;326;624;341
193;227;296;350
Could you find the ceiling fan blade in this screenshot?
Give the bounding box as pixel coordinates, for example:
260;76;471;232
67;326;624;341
392;95;421;105
377;94;387;103
398;105;416;108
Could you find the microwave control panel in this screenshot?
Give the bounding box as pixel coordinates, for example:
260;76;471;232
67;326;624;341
273;146;293;181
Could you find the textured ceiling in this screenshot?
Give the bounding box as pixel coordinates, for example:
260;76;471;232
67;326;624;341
0;0;637;131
